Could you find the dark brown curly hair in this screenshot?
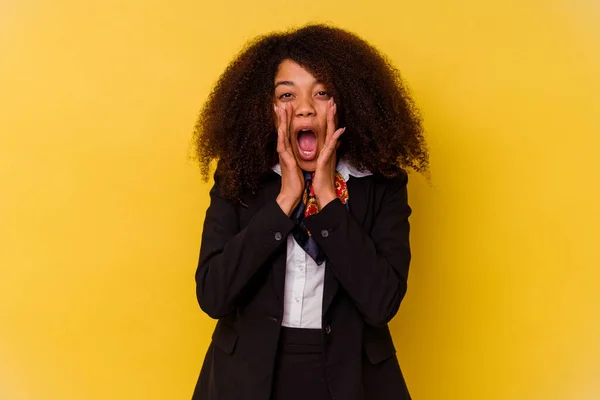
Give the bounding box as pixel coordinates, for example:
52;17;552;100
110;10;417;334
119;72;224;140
193;24;428;199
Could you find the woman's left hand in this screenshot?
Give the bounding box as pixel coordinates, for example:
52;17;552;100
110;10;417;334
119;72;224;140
312;98;346;209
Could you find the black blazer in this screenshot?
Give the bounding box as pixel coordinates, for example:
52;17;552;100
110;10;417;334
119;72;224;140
193;169;412;400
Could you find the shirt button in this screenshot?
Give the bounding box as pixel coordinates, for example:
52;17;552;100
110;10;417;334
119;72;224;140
274;232;283;241
321;230;329;238
324;325;332;335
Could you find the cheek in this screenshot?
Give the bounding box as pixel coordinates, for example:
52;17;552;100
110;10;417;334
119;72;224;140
316;108;332;142
317;105;330;127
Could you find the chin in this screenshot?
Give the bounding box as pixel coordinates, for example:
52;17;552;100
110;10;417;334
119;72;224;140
295;158;317;172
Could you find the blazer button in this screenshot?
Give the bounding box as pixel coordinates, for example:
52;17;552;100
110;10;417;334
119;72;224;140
324;325;332;335
321;230;329;238
274;232;283;241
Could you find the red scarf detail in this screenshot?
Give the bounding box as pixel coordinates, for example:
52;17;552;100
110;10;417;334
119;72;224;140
303;172;349;218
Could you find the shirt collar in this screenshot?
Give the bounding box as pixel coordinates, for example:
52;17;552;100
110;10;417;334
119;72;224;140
271;159;372;182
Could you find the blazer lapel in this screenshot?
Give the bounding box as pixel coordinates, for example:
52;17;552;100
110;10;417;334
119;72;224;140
346;175;371;227
322;175;372;316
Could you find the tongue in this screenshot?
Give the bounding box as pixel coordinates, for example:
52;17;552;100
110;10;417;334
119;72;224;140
298;131;317;152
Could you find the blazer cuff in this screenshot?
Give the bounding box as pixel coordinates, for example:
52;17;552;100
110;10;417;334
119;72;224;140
255;199;296;245
303;198;347;238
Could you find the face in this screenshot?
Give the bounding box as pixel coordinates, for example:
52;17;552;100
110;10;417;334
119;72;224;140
273;59;337;172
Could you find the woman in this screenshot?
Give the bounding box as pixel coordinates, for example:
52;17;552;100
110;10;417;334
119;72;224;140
192;24;428;400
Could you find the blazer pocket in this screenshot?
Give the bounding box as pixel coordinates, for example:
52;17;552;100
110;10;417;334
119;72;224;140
212;322;239;355
364;337;396;364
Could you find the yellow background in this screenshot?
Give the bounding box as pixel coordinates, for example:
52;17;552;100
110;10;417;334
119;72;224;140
1;0;599;399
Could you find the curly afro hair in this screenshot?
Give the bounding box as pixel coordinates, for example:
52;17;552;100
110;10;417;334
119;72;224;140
193;24;428;200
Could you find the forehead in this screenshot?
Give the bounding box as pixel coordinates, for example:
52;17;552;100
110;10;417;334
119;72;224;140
274;59;319;84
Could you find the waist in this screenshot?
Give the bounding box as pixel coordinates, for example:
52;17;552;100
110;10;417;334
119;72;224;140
279;327;323;354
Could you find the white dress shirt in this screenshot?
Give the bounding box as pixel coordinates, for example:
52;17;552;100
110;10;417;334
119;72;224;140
272;160;372;328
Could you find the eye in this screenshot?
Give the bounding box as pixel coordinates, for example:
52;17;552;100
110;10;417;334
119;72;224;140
316;90;328;97
278;93;293;100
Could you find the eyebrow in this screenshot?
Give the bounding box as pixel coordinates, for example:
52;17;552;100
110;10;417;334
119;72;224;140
274;79;322;89
274;80;294;88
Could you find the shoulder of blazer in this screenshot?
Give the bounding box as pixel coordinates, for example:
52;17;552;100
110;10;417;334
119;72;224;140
370;167;409;193
229;170;281;213
212;167;280;208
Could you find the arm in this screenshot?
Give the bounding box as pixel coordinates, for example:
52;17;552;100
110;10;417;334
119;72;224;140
304;174;411;327
195;180;295;319
197;103;304;319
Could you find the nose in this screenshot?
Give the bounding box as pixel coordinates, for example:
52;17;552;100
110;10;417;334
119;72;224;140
294;96;315;118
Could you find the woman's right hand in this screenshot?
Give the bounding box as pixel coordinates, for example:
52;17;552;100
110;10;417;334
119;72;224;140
274;103;304;216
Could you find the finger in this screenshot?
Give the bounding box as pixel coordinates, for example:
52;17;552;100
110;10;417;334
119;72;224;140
284;102;293;150
318;127;344;167
323;126;345;154
326;98;335;142
274;104;282;126
332;126;345;142
280;104;292;152
320;127;342;158
275;106;286;153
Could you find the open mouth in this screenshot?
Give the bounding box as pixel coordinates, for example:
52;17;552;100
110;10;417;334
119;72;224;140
297;129;318;161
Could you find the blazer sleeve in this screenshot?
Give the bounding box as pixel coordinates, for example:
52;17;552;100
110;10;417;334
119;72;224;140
303;173;411;327
195;179;295;319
